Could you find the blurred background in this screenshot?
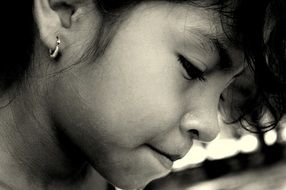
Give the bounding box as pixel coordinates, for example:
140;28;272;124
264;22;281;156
144;117;286;190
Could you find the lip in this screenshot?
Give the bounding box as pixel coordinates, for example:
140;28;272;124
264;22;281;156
148;145;185;161
147;144;187;170
156;149;184;162
148;145;173;169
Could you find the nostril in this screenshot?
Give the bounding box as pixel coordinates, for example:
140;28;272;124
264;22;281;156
189;129;199;139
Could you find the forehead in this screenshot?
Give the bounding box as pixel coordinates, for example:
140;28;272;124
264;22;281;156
121;0;235;39
112;1;243;67
166;4;240;49
131;2;230;38
176;4;230;42
126;1;244;62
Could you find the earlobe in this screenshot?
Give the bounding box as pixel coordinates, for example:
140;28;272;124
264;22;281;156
34;0;65;51
34;0;101;61
34;0;79;52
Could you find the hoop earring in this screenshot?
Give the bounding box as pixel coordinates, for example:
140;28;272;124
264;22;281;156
49;36;61;59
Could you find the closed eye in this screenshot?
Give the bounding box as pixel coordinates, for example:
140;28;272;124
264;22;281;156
177;54;206;81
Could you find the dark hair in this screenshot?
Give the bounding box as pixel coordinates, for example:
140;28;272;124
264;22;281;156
3;0;286;132
1;1;35;91
227;0;286;133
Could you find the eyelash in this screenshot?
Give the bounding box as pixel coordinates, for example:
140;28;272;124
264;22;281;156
177;55;206;81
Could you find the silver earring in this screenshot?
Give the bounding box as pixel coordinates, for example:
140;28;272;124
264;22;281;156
49;36;61;59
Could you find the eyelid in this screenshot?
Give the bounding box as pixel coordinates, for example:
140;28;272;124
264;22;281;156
177;54;206;81
184;55;207;72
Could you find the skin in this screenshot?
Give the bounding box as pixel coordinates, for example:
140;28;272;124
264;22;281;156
0;1;245;190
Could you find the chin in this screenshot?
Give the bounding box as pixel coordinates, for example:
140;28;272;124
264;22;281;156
111;178;151;190
114;182;146;190
109;170;170;190
93;146;172;189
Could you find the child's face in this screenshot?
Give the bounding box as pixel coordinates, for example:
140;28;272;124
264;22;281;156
52;2;245;189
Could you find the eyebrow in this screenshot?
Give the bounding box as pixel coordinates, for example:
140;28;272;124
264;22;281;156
186;28;235;71
212;38;233;71
211;38;245;76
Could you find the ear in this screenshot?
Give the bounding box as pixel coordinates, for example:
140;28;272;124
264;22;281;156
34;0;100;55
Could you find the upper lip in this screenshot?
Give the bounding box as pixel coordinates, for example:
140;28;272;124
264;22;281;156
147;145;185;162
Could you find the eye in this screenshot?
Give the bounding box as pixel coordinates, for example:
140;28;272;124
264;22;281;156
220;94;225;102
177;54;206;81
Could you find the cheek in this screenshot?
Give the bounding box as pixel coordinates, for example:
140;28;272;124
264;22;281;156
82;70;184;148
51;60;184;151
74;40;186;148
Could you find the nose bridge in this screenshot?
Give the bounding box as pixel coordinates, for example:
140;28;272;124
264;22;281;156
180;105;220;142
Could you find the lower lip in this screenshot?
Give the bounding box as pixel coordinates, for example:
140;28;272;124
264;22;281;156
149;147;173;170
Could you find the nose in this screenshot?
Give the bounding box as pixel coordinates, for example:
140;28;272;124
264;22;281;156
180;111;220;142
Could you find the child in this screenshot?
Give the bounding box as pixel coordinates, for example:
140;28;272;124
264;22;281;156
0;0;284;189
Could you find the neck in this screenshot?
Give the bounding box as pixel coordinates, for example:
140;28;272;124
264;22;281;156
0;81;103;189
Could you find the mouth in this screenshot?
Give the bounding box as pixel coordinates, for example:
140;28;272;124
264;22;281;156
146;145;172;169
147;145;184;165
